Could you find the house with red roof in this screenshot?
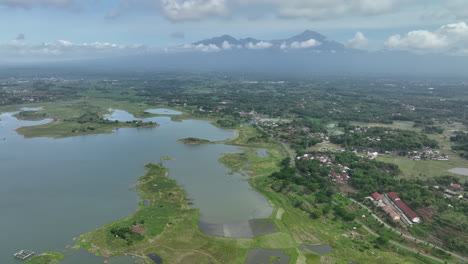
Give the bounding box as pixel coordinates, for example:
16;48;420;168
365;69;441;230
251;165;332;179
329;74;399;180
372;192;382;201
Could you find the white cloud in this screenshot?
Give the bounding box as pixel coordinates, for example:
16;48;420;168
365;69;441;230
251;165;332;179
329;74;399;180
0;0;74;8
221;41;233;50
347;31;370;49
161;0;228;21
280;42;288;50
0;39;148;60
384;22;468;55
245;41;273;49
290;38;321;49
178;43;221;52
238;0;407;19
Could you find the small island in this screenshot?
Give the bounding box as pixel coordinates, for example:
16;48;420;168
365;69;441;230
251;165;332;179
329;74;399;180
177;137;212;145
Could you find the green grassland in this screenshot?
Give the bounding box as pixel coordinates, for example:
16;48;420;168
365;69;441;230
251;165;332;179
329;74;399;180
16;120;157;138
25;252;64;264
2;99;159;138
0;98;157;119
377;155;468;179
351;120;468;180
13;110;48;121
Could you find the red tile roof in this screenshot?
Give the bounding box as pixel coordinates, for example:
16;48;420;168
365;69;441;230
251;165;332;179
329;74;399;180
395;200;419;221
388;192;400;201
372;192;382;200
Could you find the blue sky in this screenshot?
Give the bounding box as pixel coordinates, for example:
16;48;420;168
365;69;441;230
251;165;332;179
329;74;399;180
0;0;467;61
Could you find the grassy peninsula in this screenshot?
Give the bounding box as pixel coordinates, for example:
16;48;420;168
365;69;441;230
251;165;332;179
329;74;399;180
7;99;159;138
25;252;64;264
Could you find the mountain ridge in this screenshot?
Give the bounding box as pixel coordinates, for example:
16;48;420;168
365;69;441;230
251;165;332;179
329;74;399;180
191;30;349;52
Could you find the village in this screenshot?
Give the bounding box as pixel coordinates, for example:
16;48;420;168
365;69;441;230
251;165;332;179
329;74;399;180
297;153;351;184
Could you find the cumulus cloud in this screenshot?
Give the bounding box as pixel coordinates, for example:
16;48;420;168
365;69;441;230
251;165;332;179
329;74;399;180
347;32;370;49
238;0;407;19
161;0;228;21
221;41;234;50
0;0;74;8
0;38;148;60
290;38;321;49
178;43;221;52
245;41;273;49
384;22;468;55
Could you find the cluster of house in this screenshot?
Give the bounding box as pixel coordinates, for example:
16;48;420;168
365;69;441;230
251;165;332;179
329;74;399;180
298;153;350;183
407;148;449;161
402;104;416;111
372;192;420;224
308;132;329;142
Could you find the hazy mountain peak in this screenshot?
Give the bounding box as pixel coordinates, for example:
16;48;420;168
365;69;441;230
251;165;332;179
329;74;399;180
194;35;238;46
289;30;327;42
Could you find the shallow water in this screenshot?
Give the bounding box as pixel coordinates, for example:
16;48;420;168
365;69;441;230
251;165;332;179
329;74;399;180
0;109;271;263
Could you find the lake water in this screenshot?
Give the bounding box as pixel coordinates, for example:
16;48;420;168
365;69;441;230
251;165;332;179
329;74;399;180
0;108;272;263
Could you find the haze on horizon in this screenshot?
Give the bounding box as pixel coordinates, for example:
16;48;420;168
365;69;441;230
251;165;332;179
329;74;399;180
1;0;468;77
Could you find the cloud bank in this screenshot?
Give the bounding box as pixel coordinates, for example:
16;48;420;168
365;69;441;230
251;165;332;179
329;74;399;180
238;0;407;19
0;39;148;61
347;32;370;49
385;22;468;55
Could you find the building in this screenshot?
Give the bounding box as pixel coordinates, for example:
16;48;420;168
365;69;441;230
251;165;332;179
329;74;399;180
387;192;420;223
372;192;383;201
382;206;400;220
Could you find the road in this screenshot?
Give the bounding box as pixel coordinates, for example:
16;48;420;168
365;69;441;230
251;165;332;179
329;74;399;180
350;197;467;263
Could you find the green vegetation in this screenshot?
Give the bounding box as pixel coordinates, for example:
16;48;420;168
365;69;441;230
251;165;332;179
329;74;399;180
177;137;212;144
451;132;468;158
25;252;64;264
14;110;47;121
377;155;468;178
330;126;439;153
12;100;158;138
2;74;467;262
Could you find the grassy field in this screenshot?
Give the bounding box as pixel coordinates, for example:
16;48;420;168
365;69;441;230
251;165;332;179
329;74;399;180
2;99;160;138
351;120;468;180
377;155;468;180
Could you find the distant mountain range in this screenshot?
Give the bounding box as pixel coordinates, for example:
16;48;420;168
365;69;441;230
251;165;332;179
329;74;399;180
189;30;350;53
8;30;467;78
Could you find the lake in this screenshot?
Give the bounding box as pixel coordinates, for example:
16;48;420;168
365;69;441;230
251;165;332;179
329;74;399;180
0;108;272;263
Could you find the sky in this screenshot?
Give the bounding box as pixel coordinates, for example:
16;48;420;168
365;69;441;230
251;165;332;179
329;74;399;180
0;0;467;62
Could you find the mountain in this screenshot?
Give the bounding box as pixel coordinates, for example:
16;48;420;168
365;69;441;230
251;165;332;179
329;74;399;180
7;30;467;78
189;30;350;53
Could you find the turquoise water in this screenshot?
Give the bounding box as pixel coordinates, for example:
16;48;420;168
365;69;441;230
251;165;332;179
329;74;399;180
0;109;272;263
